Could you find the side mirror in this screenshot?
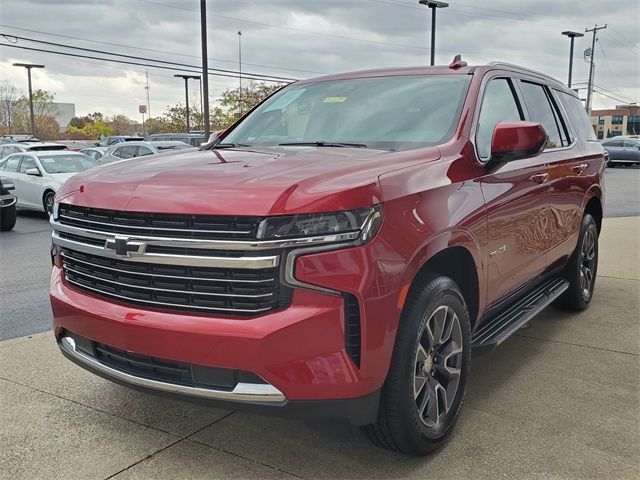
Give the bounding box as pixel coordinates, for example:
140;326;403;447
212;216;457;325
486;121;548;170
25;167;42;177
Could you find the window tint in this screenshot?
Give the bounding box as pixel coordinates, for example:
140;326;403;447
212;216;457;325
120;146;138;158
138;146;154;156
623;139;639;147
476;78;523;159
19;156;38;173
556;91;598;141
519;81;562;149
3;156;21;172
604;139;623;147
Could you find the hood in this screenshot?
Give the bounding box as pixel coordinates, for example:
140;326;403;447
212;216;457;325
49;172;79;185
56;146;439;216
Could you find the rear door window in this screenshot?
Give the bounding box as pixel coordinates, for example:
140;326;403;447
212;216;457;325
138;146;154;156
120;146;138;158
3;156;21;172
605;139;623;147
519;81;563;149
476;78;523;159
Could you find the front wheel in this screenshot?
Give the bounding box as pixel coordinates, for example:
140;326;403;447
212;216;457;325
43;190;55;215
363;274;471;454
0;205;17;231
556;214;599;310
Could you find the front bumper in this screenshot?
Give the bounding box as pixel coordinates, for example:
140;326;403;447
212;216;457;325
0;193;17;208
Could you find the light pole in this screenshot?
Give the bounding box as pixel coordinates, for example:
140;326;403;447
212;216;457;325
238;31;243;116
174;74;201;133
561;31;584;88
13;63;45;136
200;0;210;139
418;0;449;66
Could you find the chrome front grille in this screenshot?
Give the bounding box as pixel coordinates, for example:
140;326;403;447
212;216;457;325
57;204;262;240
52;204;292;317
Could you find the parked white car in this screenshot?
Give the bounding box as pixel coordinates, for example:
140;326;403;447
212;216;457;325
0;151;100;214
99;141;192;164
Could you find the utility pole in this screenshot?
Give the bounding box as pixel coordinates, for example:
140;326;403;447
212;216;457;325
174;74;201;133
238;31;243;116
585;24;606;114
419;0;449;66
145;70;151;118
561;31;584;88
200;0;210;139
13;63;45;136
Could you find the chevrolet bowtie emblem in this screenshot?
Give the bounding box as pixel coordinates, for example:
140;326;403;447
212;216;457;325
105;236;146;257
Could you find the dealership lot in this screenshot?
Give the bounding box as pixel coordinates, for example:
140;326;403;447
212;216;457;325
0;167;638;479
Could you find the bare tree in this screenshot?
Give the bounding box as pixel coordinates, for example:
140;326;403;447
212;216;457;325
0;81;20;135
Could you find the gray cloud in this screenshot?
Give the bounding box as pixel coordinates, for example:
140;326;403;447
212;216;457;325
1;0;638;118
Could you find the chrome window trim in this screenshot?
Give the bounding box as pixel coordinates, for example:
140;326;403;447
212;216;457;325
59;336;287;404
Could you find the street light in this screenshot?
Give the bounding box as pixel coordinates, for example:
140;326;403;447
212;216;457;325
238;31;243;116
174;74;201;133
418;0;449;66
561;31;584;88
13;63;45;136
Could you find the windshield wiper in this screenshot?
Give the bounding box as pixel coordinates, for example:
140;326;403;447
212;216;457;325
278;141;368;149
213;143;253;149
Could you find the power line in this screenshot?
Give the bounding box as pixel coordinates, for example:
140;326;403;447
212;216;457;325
1;33;296;82
0;43;291;84
0;24;326;76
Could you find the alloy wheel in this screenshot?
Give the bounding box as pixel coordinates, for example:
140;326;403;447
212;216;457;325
413;305;463;428
579;228;596;299
44;192;55;215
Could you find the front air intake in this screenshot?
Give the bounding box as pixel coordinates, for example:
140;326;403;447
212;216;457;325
344;294;362;368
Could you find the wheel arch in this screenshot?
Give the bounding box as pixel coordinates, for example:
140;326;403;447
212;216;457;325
582;189;603;234
42;188;57;211
405;237;481;327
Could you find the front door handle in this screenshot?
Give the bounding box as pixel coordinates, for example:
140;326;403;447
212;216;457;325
530;172;549;184
571;163;588;175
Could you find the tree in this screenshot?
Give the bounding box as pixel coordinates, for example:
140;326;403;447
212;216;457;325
108;114;140;135
0;81;19;135
213;81;282;128
10;89;59;139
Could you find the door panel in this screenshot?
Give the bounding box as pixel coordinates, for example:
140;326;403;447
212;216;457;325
16;156;44;208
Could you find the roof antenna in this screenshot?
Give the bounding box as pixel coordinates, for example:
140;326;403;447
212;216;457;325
449;54;467;69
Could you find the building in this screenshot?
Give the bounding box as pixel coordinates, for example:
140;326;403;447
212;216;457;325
53;102;76;132
591;104;640;139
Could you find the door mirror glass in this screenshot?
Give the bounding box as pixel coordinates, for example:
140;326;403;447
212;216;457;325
489;121;548;165
25;167;42;176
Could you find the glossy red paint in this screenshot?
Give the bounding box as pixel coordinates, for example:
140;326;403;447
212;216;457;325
51;64;605;410
490;121;548;161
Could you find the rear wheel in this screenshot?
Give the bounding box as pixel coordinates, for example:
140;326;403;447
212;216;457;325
363;274;471;454
0;205;17;231
556;214;598;310
43;190;55;215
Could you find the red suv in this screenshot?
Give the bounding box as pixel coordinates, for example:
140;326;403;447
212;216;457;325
50;61;604;454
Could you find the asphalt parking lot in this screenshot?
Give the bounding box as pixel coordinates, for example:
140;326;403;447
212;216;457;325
1;165;639;479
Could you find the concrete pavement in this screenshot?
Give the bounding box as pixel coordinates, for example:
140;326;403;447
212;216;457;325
0;217;638;479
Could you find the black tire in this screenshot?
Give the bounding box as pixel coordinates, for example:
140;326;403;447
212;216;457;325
363;274;471;454
43;190;55;215
556;214;599;310
0;204;17;231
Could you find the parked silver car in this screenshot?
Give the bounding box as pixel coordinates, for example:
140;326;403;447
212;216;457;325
0;142;68;159
99;141;192;163
601;137;640;166
80;147;109;161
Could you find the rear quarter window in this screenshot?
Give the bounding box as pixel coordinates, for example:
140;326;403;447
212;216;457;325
556;91;598;142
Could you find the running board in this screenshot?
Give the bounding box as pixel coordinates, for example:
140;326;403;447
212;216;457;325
472;277;569;348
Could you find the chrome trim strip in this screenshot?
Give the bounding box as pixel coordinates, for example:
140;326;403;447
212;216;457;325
52;232;280;269
64;266;274;298
61;252;276;284
64;277;273;314
59;336;287;404
58;213;253;235
51;219;360;251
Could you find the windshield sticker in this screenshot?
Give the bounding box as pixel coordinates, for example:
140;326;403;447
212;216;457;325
323;96;348;103
263;89;306;112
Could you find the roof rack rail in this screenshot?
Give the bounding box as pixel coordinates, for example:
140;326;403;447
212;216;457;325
488;62;562;84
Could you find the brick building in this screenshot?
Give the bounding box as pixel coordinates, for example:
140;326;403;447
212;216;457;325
591;104;640;139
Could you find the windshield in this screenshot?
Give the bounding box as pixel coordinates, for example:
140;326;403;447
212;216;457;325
38;154;99;174
221;75;471;151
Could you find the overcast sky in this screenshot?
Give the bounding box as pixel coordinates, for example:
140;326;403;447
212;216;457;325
1;0;638;120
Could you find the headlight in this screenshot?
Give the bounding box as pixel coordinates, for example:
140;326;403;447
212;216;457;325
257;205;383;244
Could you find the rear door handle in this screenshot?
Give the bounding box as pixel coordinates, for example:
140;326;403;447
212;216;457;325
530;172;549;184
571;163;588;175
